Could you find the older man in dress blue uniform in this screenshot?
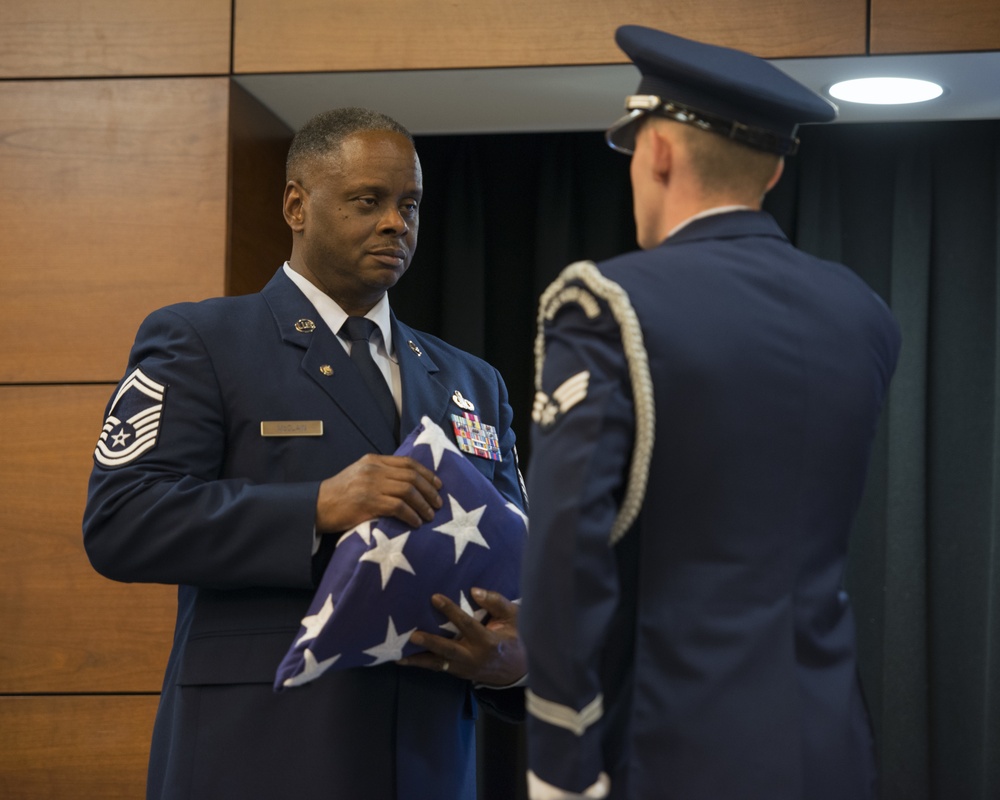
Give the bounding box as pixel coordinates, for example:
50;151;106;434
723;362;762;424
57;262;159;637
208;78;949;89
83;108;526;800
521;26;900;800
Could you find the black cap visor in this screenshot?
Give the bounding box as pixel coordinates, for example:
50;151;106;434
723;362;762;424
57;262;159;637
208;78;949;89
605;95;800;157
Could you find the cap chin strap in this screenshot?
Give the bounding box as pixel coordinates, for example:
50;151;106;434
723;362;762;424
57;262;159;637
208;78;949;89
606;95;799;157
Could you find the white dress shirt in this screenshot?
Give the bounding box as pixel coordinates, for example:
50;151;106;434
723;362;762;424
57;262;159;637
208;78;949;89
283;263;401;414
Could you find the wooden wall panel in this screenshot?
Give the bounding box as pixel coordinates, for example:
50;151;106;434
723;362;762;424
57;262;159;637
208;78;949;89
0;695;159;799
0;0;232;78
228;83;294;297
0;78;229;384
0;385;175;694
871;0;1000;54
233;0;867;74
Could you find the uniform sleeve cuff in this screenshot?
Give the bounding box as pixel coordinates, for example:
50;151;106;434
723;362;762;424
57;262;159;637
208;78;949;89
527;770;610;799
475;671;528;690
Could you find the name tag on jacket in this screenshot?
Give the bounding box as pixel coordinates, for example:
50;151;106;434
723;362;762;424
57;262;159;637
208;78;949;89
260;421;324;437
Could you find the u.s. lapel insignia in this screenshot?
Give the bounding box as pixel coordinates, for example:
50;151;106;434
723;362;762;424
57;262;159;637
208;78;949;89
451;412;502;462
407;340;423;357
94;367;167;468
294;318;316;333
451;390;475;411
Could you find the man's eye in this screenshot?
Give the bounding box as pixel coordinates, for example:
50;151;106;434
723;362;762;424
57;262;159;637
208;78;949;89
357;197;378;207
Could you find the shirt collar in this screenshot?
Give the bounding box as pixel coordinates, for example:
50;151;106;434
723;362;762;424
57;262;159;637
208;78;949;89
282;263;395;358
665;205;753;240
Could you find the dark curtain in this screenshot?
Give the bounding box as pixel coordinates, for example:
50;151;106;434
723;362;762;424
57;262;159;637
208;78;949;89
403;120;1000;800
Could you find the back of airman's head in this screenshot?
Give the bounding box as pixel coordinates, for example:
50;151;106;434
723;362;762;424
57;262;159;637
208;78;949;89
606;25;837;195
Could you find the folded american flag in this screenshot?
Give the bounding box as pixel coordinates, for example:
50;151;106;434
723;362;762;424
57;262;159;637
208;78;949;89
274;416;527;690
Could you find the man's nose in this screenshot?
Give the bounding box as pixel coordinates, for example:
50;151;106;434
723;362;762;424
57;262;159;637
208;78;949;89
379;206;410;235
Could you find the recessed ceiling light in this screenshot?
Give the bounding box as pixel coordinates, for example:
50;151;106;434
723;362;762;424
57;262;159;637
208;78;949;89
828;77;944;105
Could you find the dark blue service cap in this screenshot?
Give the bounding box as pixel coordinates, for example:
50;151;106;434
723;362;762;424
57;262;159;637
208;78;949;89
607;25;837;156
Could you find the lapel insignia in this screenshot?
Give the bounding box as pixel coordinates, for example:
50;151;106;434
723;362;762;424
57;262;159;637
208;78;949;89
294;318;317;333
407;340;423;357
94;367;167;468
451;390;475;411
451;412;502;462
532;370;590;428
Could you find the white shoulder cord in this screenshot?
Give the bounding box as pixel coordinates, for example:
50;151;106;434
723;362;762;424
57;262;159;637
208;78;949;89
535;261;655;545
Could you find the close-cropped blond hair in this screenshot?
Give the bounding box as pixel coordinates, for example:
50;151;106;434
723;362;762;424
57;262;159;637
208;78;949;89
657;117;782;200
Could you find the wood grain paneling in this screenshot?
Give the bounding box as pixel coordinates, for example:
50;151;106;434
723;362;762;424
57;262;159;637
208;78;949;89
233;0;867;74
871;0;1000;54
0;0;232;78
0;78;229;384
0;385;175;694
228;83;294;297
0;695;158;799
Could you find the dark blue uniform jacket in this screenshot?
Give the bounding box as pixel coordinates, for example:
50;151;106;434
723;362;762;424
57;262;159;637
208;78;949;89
523;211;900;800
84;268;524;800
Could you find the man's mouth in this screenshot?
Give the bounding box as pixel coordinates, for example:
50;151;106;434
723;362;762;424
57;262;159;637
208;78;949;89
369;249;407;268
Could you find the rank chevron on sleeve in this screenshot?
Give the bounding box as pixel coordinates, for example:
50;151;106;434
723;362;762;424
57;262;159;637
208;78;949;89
94;368;167;468
532;370;591;428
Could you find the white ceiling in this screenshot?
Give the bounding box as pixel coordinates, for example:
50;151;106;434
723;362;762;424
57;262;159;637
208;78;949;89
236;51;1000;136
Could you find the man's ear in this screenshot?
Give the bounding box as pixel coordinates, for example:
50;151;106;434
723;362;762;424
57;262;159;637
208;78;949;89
283;181;306;232
647;124;673;182
764;158;785;194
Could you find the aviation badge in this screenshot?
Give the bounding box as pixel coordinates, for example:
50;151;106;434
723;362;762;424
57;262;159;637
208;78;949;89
451;390;475;411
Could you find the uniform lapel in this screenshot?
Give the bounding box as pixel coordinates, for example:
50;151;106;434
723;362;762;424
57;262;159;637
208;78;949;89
392;315;453;438
261;270;397;454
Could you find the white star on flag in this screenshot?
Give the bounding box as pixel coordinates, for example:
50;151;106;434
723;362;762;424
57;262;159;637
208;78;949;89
414;415;462;468
440;590;488;635
363;617;417;666
296;593;334;646
434;495;489;562
337;519;375;547
506;501;529;529
282;648;341;688
273;418;527;690
359;528;416;589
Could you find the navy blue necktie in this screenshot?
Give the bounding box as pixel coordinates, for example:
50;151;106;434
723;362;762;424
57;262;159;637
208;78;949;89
340;316;400;442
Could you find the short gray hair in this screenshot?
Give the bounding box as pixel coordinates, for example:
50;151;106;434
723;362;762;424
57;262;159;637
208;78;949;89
286;107;414;181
